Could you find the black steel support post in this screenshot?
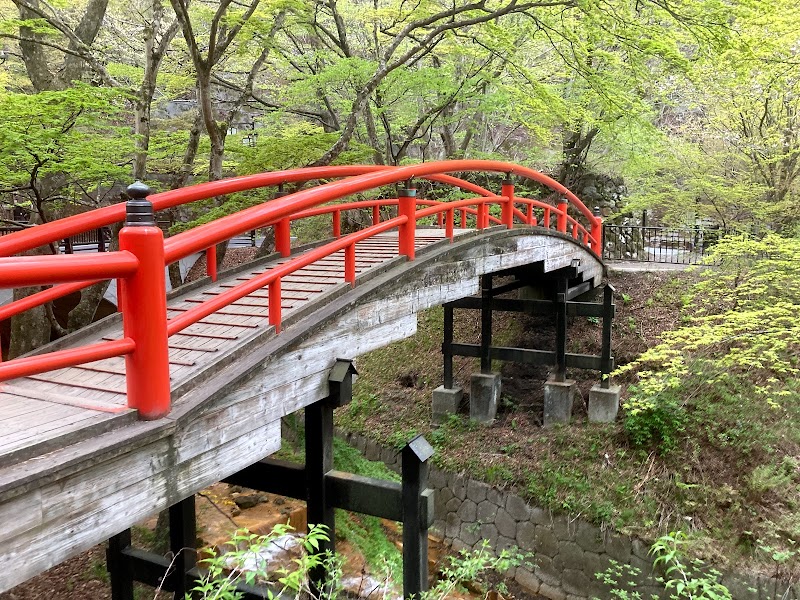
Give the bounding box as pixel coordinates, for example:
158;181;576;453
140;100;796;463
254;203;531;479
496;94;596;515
480;274;493;374
402;436;434;599
443;303;454;388
168;495;197;599
555;277;568;382
601;284;615;389
108;529;134;600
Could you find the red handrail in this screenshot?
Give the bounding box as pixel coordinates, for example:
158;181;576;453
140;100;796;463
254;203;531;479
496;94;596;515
163;160;600;264
0;167;494;258
0;160;601;423
0;252;138;288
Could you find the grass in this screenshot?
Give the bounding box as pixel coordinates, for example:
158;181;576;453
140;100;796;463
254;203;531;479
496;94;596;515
335;270;800;577
276;421;403;581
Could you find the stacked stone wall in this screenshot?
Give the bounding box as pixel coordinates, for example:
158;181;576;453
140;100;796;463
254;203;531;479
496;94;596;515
339;431;799;600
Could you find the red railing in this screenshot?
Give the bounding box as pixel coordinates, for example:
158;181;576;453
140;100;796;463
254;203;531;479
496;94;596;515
0;160;601;420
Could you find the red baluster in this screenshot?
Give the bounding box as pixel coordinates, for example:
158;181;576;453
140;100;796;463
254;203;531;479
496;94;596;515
345;243;356;285
269;278;282;333
275;218;291;257
205;245;217;281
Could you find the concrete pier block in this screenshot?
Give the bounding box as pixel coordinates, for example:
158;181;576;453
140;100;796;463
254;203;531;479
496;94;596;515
543;377;575;427
432;386;463;425
588;384;621;423
469;373;501;425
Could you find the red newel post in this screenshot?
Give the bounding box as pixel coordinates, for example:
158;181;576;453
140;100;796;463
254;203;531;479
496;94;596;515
119;181;171;420
398;186;417;260
556;198;568;233
591;206;603;255
501;177;514;229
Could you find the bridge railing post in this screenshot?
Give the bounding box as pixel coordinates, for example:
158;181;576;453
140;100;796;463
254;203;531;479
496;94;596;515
591;206;603;255
556;198;568;233
119;181;171;420
445;208;454;240
269;278;282;333
501;176;514;229
345;243;356;286
398;185;417;260
333;209;341;238
205;245;217;281
275;217;291;257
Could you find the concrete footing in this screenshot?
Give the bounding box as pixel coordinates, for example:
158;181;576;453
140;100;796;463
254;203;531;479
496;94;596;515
432;386;463;425
469;372;501;425
588;383;621;423
543;377;575;427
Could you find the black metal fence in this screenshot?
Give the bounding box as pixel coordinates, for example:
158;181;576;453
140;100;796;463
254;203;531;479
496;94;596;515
602;225;724;264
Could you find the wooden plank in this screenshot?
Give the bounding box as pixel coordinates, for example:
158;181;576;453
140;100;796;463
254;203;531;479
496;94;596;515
27;374;125;395
0;384;128;414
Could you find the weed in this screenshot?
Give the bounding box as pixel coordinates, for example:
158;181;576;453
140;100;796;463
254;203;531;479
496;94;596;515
623;386;686;454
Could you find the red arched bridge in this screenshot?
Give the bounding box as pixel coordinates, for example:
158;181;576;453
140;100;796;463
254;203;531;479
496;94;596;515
0;160;608;594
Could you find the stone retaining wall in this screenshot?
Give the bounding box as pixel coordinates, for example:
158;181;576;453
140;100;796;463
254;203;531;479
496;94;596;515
339;431;799;600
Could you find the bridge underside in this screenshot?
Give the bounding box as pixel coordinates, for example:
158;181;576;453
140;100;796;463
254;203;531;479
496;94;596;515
0;226;603;592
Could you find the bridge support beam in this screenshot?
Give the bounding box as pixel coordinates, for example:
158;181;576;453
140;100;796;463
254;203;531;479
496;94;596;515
439;271;617;426
107;495;197;600
432;304;464;424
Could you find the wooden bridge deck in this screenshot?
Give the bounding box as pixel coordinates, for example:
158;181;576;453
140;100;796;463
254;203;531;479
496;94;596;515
0;230;457;468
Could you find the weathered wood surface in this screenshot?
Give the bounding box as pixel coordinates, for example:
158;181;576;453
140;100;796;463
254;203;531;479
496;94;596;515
0;227;603;592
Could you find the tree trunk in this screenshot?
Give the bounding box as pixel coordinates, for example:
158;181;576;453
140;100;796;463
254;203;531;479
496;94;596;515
8;286;50;359
60;0;109;85
17;1;56;91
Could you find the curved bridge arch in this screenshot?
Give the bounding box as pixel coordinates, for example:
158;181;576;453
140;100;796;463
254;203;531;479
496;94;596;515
0;161;604;592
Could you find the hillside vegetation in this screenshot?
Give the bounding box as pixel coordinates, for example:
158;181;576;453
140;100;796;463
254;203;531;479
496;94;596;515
338;236;800;579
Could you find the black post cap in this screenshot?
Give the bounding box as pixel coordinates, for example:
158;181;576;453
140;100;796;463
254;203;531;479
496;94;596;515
593;206;602;217
126;181;155;226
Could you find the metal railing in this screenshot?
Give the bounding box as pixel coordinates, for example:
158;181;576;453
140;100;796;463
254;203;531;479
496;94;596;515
602;225;724;264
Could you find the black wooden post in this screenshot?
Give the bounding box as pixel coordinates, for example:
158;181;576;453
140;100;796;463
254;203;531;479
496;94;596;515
169;495;197;600
305;399;335;586
555;277;568;382
97;228;106;253
402;435;434;599
107;529;134;600
601;283;615;389
480;274;493;374
443;303;454;388
306;359;357;593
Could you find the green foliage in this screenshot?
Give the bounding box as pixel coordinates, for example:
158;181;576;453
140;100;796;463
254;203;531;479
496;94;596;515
235;124;373;175
0;85;133;216
422;541;530;599
623;384;686;454
186;523;338;600
595;532;732;600
747;457;800;498
617;234;800;453
651;532;732;599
